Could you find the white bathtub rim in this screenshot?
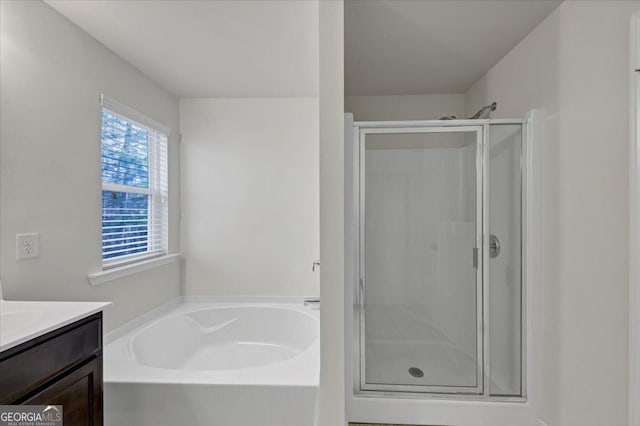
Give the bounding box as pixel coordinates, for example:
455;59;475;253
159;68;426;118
124;305;318;371
104;299;319;387
104;296;313;345
104;297;183;346
182;295;310;304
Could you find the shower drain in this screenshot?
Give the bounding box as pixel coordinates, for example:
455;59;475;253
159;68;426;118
408;367;424;378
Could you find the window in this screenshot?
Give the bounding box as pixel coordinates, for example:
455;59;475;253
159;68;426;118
100;95;169;268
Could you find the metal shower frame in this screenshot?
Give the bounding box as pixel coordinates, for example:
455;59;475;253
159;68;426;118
351;118;528;401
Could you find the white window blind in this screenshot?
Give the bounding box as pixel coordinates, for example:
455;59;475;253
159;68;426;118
100;95;169;268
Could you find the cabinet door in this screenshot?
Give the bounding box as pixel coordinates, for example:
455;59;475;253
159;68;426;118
23;357;103;426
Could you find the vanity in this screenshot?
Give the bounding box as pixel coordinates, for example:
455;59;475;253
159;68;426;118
0;301;110;425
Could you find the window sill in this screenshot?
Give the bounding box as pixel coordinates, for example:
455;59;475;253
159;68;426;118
88;253;181;286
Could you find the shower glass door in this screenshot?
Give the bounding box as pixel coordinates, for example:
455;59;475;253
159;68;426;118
359;126;483;394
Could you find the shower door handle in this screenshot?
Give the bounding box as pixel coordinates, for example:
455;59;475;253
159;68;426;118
473;247;478;269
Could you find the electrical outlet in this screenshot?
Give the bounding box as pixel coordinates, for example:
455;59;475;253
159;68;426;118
16;233;39;260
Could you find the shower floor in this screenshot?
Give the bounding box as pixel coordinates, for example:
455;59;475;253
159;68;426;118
364;304;478;389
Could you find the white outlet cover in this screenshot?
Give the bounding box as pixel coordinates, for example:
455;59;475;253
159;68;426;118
16;233;39;260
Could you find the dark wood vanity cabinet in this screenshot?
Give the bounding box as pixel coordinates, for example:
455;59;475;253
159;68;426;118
0;313;104;426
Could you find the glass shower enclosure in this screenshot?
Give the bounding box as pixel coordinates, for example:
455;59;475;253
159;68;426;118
353;119;525;398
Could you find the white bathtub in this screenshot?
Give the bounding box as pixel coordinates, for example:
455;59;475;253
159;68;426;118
103;299;319;426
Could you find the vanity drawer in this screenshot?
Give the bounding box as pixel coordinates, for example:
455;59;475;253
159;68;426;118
0;313;102;403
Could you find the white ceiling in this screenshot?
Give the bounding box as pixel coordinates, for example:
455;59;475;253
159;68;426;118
46;0;319;98
46;0;560;99
345;0;562;96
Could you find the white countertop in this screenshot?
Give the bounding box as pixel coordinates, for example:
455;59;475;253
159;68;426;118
0;300;111;353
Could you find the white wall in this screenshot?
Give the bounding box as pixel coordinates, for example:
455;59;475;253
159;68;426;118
345;94;465;121
319;1;346;425
466;2;640;425
0;0;181;332
179;98;319;297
